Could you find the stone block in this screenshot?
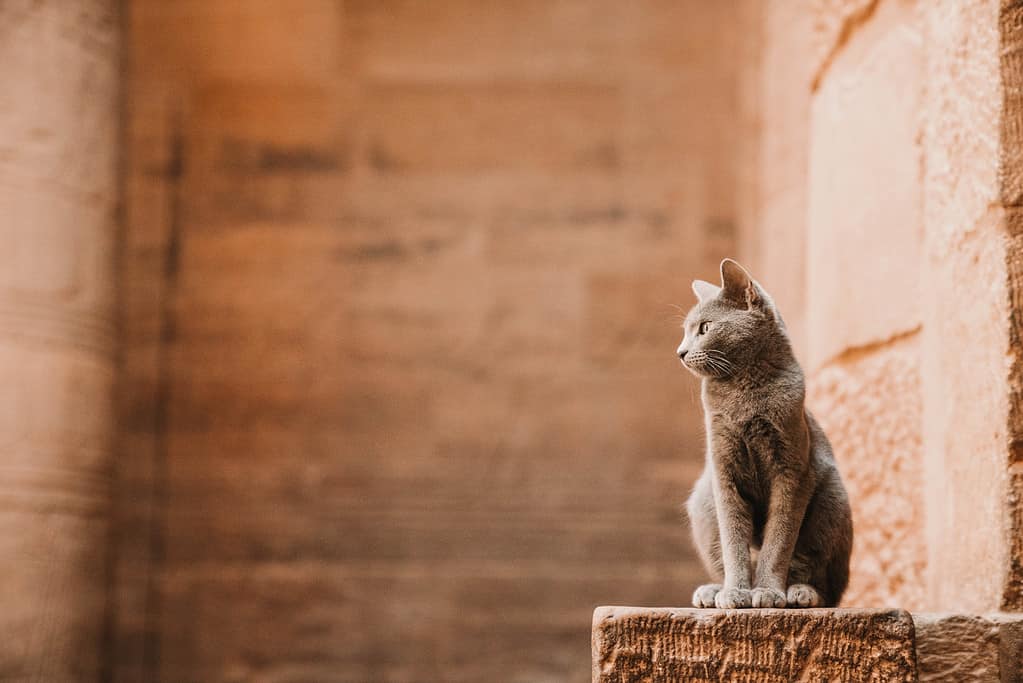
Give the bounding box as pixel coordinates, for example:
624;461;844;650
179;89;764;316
808;0;880;85
805;0;923;368
922;0;1000;249
921;212;1011;612
809;335;926;609
914;613;1023;682
920;0;1023;614
592;606;917;682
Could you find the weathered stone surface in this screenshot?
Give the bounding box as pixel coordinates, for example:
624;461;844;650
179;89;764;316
592;607;917;683
921;0;1017;613
805;0;922;368
914;613;1023;682
922;0;1000;252
759;0;1023;617
809;335;926;610
999;6;1023;613
921;212;1010;613
1001;2;1023;207
808;0;880;87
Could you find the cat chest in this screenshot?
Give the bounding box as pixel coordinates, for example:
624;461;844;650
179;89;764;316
714;416;789;496
726;424;777;538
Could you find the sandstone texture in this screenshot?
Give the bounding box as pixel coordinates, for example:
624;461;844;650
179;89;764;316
754;0;930;612
809;336;926;610
753;0;1023;616
914;613;1023;682
920;0;1019;612
808;0;881;87
805;0;922;369
801;0;930;609
592;607;917;683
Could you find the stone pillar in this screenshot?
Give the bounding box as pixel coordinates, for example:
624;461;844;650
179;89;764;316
920;0;1023;613
0;1;119;678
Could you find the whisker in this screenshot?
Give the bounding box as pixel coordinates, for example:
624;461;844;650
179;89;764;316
705;350;734;370
700;351;733;377
704;358;725;374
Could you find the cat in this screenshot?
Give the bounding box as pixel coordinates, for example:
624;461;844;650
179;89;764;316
678;258;852;608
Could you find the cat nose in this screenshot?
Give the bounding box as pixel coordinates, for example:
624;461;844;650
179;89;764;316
678;349;688;361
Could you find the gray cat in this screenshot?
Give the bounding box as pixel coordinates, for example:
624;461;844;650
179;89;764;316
679;259;852;608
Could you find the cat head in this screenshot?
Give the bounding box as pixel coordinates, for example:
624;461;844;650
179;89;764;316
676;258;787;379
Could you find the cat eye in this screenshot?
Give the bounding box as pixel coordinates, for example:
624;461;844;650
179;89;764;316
698;321;711;335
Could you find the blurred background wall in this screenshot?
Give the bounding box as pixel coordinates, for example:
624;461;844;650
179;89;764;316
113;2;759;681
3;0;1023;681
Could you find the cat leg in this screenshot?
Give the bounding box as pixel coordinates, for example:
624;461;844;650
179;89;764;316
687;473;724;607
822;480;853;606
692;584;723;608
788;467;853;607
785;555;824;607
752;474;812;608
786;583;822;607
711;475;754;609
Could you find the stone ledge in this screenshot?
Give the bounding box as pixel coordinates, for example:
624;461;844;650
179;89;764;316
592;606;917;683
914;613;1023;682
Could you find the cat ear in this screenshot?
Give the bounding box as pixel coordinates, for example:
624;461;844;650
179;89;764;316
692;279;721;302
719;258;759;307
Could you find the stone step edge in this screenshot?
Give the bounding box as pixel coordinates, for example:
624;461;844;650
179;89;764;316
593;606;1023;682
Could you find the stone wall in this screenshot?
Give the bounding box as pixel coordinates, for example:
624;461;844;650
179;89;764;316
806;0;928;611
114;2;757;681
751;0;1023;613
4;0;1023;679
0;1;120;679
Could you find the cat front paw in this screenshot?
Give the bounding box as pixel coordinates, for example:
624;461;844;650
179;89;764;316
714;587;752;609
786;583;822;607
692;583;722;608
750;587;786;608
